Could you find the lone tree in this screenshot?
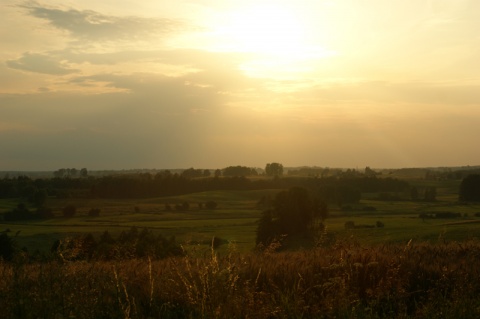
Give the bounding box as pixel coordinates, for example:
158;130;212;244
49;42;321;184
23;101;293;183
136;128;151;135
459;174;480;202
80;168;88;177
265;163;284;177
256;187;328;247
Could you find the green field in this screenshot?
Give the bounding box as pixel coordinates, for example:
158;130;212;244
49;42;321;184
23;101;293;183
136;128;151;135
2;181;480;253
3;177;480;318
0;189;278;253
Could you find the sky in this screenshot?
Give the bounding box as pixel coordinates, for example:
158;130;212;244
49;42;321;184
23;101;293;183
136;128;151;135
1;0;479;170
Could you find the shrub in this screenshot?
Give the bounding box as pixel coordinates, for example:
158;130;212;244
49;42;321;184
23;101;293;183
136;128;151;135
0;232;15;261
205;201;218;209
62;204;76;218
345;221;355;229
88;208;100;217
4;203;34;221
211;236;224;249
51;228;184;261
434;212;461;219
459;174;480;201
256;187;326;247
36;206;54;219
419;213;430;219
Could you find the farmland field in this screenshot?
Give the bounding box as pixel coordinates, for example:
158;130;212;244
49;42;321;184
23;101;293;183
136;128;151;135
2;174;480;318
2;179;480;254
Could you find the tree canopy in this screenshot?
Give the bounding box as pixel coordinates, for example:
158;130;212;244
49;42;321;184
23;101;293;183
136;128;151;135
222;166;258;177
459;174;480;201
256;187;327;247
265;163;284;177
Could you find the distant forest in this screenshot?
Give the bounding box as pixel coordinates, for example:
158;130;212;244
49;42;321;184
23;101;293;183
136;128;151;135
1;165;479;207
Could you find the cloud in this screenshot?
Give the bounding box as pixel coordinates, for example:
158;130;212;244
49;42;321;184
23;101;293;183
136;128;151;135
21;3;188;42
61;48;258;92
69;71;233;118
295;80;480;108
0;70;228;169
6;52;78;75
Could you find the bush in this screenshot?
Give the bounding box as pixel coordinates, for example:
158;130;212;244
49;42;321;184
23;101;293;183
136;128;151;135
419;213;434;220
205;201;218;209
51;228;184;261
0;233;15;261
255;187;325;247
378;192;401;201
36;206;54;219
62;205;76;218
88;208;100;217
435;212;461;219
459;174;480;201
211;236;225;249
3;203;37;221
344;221;355;229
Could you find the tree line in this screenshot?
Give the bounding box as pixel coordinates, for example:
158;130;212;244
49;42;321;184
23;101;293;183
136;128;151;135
0;173;411;201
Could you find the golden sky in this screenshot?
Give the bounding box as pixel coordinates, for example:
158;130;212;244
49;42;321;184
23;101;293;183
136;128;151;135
1;0;479;170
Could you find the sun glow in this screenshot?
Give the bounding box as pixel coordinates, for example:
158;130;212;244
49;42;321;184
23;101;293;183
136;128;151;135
209;3;335;78
223;5;306;55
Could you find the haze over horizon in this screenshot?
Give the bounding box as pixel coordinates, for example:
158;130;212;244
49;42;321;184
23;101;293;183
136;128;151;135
1;0;479;171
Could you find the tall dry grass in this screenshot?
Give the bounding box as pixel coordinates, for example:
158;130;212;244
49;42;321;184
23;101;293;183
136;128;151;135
2;239;480;318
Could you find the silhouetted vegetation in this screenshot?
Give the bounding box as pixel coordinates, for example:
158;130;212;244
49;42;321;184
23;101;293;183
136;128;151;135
0;232;15;261
0;171;411;202
256;187;327;247
222;165;258;177
88;208;100;217
62;204;76;218
459;174;480;202
50;227;183;261
419;212;462;219
265;162;283;176
3;241;480;318
205;200;218;209
2;165;480;317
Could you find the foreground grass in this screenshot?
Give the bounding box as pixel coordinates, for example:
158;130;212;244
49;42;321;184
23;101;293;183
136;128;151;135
2;240;480;318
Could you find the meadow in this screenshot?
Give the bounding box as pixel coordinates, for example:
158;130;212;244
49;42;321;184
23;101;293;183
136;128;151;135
2;172;480;318
1;176;480;253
